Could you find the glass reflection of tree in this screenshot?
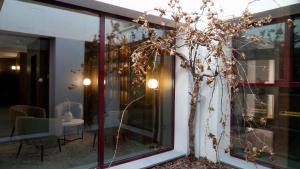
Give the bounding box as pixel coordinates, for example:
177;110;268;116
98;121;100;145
84;35;99;126
106;20;166;143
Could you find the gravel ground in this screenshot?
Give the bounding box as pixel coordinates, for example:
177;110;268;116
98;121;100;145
151;157;236;169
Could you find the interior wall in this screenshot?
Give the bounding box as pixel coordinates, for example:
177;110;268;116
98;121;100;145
51;37;84;117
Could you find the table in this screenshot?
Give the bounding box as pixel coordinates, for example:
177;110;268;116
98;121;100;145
62;118;84;144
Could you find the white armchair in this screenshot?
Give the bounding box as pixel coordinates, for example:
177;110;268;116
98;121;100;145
55;101;84;144
55;101;83;121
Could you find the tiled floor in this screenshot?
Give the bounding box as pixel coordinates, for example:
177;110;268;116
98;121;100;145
0;129;158;169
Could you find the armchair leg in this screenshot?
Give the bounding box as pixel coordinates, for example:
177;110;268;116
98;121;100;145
16;143;23;158
57;139;62;152
40;145;44;162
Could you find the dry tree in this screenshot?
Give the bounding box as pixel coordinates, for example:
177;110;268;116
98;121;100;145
109;0;274;166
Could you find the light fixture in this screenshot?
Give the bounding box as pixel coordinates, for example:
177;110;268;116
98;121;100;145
147;52;160;90
16;65;20;70
147;78;158;89
83;78;92;86
11;65;16;70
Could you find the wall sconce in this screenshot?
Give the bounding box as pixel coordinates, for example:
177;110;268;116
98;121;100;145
147;52;160;90
11;65;20;71
83;78;91;86
147;78;158;89
11;65;16;70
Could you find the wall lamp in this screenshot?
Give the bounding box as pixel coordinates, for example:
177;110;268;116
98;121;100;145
147;78;158;89
83;78;92;86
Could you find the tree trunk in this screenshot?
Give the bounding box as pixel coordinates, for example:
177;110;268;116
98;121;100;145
188;81;200;155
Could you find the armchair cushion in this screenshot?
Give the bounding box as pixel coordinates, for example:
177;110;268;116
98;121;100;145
9;105;46;129
15;117;62;139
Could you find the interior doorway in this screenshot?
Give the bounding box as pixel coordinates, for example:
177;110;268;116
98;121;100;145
0;32;49;137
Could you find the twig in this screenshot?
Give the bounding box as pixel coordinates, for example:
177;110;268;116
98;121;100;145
107;95;145;168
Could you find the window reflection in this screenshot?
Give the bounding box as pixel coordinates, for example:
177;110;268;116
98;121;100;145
104;18;173;163
0;1;99;168
293;18;300;82
237;23;285;83
232;20;300;169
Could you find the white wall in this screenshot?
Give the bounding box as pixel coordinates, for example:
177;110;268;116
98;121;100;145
52;38;84;107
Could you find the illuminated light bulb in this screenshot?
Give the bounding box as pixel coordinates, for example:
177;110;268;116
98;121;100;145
16;65;20;70
83;78;92;86
11;65;16;70
147;78;158;89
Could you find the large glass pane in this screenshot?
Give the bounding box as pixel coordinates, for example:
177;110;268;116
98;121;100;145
104;18;173;163
293;18;300;82
0;1;99;168
236;23;285;83
231;87;300;168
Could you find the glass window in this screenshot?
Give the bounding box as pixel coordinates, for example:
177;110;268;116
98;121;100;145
0;1;99;168
104;17;174;164
231;18;300;169
236;23;285;83
293;18;300;82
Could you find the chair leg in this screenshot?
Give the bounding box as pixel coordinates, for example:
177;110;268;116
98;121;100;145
81;125;84;140
40;145;44;162
10;127;15;137
63;126;66;145
63;134;66;145
57;139;62;152
16;143;23;158
93;132;97;148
